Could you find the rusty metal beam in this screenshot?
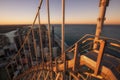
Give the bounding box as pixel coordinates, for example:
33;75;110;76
93;0;109;49
94;40;105;75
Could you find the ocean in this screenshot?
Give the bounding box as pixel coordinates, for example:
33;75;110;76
52;24;120;46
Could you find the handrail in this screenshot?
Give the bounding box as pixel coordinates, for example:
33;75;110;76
64;34;120;54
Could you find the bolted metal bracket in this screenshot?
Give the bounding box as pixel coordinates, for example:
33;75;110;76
99;0;109;7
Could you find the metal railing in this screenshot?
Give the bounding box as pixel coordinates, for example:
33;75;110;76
5;31;120;80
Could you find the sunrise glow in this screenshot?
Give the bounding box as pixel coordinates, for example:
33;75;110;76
0;0;120;25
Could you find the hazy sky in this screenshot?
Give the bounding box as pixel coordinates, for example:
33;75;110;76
0;0;120;25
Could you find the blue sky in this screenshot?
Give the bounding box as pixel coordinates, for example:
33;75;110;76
0;0;120;24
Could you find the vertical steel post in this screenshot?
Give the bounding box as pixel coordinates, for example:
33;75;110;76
93;0;109;49
46;0;53;78
38;11;44;69
62;0;66;79
94;40;105;75
62;0;65;58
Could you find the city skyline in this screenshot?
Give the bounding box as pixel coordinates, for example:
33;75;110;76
0;0;120;25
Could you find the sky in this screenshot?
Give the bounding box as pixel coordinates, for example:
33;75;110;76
0;0;120;25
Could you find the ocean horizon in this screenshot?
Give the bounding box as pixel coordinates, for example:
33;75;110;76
0;24;120;46
52;24;120;46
